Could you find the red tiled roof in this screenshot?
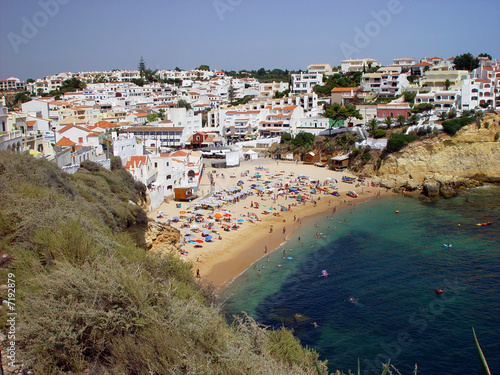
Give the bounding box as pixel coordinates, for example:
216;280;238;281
331;87;359;92
413;62;432;67
56;136;76;146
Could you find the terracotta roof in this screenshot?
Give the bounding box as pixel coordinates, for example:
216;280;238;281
413;62;432;67
27;120;36;127
125;156;149;170
331;87;359;92
474;79;491;83
95;120;119;128
56;136;76;146
87;132;99;137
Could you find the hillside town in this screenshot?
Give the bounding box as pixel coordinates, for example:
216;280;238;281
1;54;499;210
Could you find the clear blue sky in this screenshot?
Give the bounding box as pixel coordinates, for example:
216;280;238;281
1;0;499;80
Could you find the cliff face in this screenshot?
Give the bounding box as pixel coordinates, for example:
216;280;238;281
374;113;500;197
144;221;181;254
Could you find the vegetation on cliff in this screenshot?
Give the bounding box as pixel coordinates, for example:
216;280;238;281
0;152;326;374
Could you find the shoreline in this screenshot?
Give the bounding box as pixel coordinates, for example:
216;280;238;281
148;158;396;292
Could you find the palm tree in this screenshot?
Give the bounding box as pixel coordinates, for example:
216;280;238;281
407;114;419;125
461;109;472;118
383;117;393;128
367;118;380;132
438;112;447;122
396;115;406;127
444;79;452;90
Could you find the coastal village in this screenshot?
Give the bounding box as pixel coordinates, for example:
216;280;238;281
1;53;500;373
1;54;499;212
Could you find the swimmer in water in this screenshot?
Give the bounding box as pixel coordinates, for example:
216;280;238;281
312;322;318;328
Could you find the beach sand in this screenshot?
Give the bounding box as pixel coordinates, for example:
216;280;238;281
148;158;393;291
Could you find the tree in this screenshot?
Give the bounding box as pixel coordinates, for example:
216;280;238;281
227;83;236;103
197;65;210;71
292;132;315;148
158;109;165;121
411;103;435;115
453;53;479;71
396;115;406;127
280;132;292;143
438;112;448;122
444;79;452;90
403;92;416;103
146;113;158;123
478;53;492;60
407;114;419;125
383;117;393;128
177;99;191;110
138;57;146;77
26;78;35;83
324;103;362;127
367;118;380;132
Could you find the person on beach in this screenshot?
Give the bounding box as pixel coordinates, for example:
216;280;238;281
196;269;200;278
264;245;268;254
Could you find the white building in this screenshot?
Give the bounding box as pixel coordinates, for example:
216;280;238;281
341;58;378;72
291;73;323;94
0;77;26;91
392;58;416;70
361;66;408;97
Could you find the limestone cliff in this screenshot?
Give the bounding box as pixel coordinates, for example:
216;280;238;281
144;221;181;254
373;113;500;198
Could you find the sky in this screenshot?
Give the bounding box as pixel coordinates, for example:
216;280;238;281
1;0;500;80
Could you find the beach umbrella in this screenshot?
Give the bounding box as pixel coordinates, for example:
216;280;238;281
158;210;164;214
196;239;204;243
185;231;192;235
196;209;204;215
297;195;304;200
214;213;222;219
224;213;231;217
237;219;244;222
173;216;179;220
179;210;186;214
205;236;213;242
202;229;210;236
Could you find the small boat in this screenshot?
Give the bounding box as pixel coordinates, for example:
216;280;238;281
443;244;452;248
435;289;445;294
395;210;400;214
346;191;358;198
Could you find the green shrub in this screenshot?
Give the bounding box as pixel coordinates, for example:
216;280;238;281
442;117;475;135
362;152;372;162
373;129;386;138
386;133;419;153
495;132;499;141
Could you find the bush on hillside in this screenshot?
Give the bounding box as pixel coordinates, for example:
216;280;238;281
386;133;419;153
442;117;475;135
373;129;386;138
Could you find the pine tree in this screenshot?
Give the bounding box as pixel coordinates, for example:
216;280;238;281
138;57;146;77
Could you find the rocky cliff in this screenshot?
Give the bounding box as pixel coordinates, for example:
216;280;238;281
373;113;500;198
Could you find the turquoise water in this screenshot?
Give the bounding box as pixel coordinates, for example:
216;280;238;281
222;187;500;374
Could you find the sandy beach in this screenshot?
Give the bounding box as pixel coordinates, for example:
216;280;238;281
148;158;393;291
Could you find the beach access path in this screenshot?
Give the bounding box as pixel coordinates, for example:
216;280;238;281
148;158;391;291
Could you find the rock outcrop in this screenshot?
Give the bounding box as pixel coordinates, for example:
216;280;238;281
144;221;181;254
375;113;500;198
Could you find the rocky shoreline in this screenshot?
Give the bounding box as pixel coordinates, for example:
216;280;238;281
372;113;500;200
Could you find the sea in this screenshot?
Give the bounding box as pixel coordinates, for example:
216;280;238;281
221;186;500;375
